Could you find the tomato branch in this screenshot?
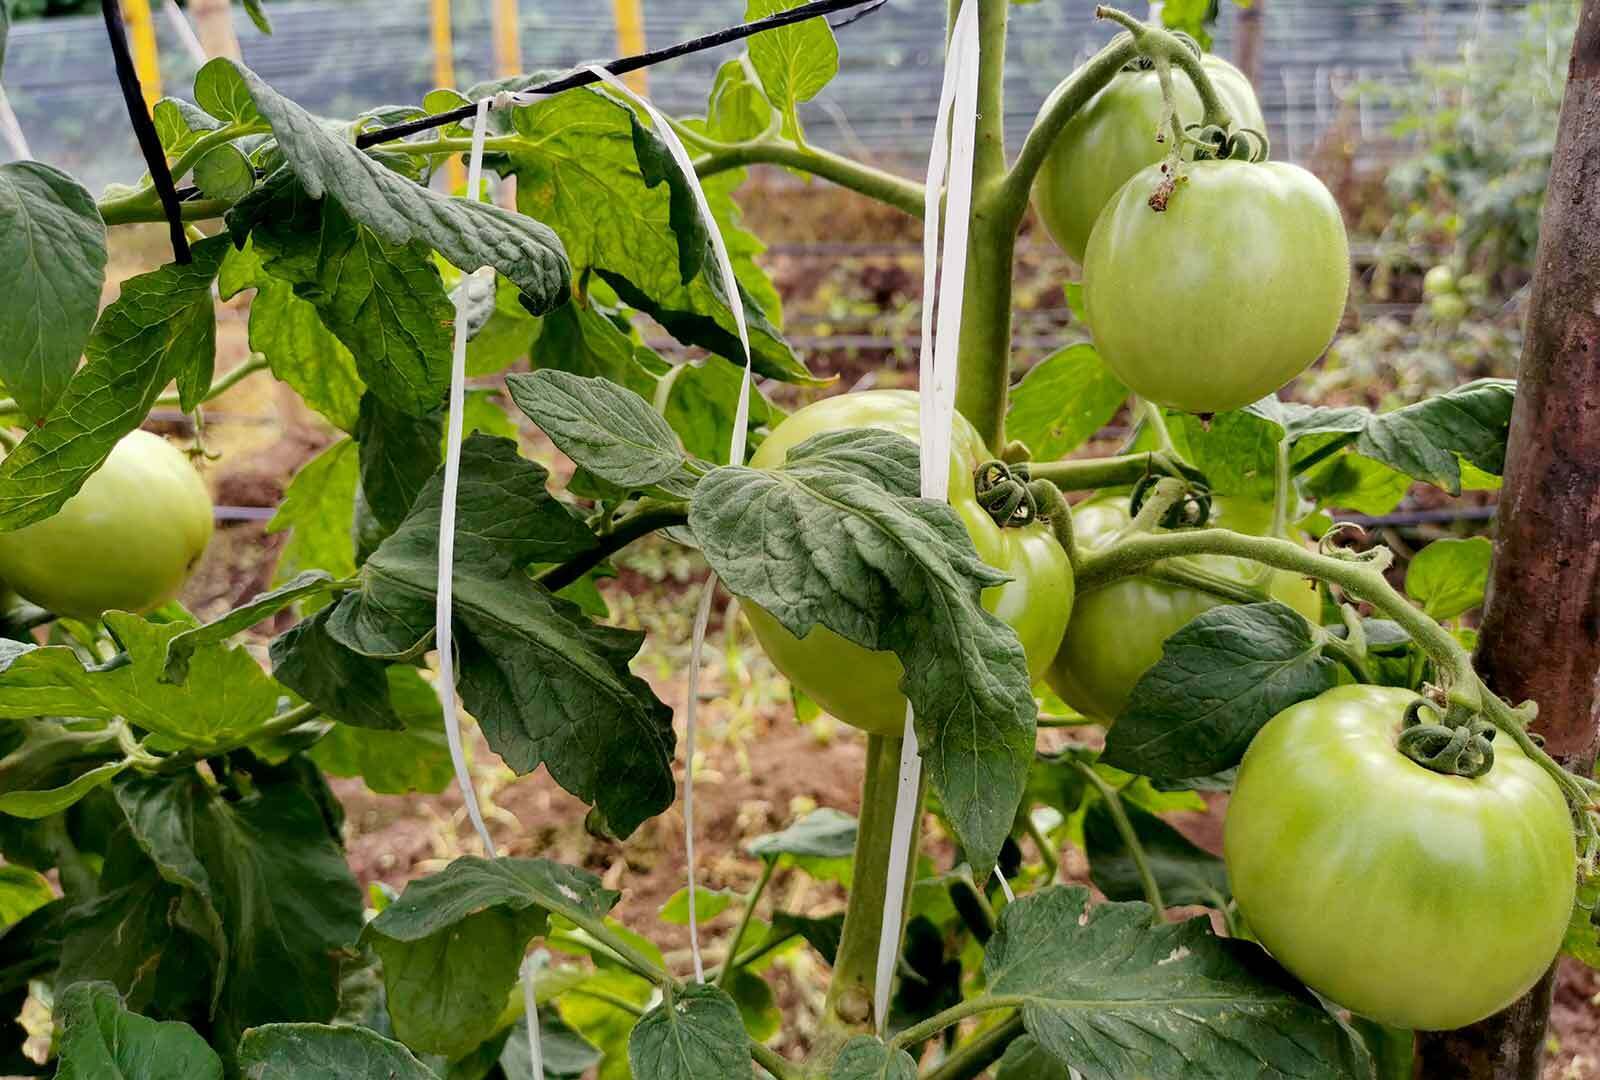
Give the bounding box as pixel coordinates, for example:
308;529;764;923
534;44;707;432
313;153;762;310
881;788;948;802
1073;761;1165;918
535;501;689;594
920;1013;1026;1080
716;855;777;989
693;139;925;219
886;993;1027;1052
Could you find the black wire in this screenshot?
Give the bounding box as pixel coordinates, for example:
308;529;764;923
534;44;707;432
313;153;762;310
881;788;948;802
101;0;191;263
353;0;885;150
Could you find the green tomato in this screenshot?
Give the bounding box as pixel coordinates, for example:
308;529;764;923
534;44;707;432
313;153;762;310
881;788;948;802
1032;56;1266;265
741;391;1073;736
1421;264;1457;297
1456;272;1489;299
1082;159;1351;414
1046;495;1320;722
1225;685;1575;1030
0;430;213;620
1428;293;1470;323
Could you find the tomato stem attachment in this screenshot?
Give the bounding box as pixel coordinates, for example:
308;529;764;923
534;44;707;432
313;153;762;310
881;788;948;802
1397;699;1497;779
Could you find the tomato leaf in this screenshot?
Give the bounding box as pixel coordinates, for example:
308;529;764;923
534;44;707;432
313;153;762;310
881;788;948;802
269;608;404;731
52;982;222;1080
0;758;128;820
0;162;108;424
658;356;778;465
0;236;225;531
703;57;775;143
354;392;445;533
1357;379;1515;494
495;88;807;381
268;440;359;592
507;369;703;497
326;434;674;835
830;1035;918;1080
112;762;364;1049
363;856;617;1059
984;886;1360;1080
1301;451;1411;516
237;1023;435;1079
0;864;51;927
231;62;570;311
1083;798;1229;909
529;301;662;399
499;1011;603;1079
1007;344;1127;461
995;1035;1072;1080
152;97;222;157
745;0;838;144
693;428;1034;875
218;240;364;432
628;982;750;1080
193;56;261;127
658;886;738;926
1103;602;1341;780
162;571;342;685
1404;536;1492;620
1561;876;1600;970
304;664;451;794
747;807;858;860
193;144;254;202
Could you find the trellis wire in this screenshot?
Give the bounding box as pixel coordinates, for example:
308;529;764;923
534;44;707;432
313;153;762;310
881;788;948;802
873;0;981;1037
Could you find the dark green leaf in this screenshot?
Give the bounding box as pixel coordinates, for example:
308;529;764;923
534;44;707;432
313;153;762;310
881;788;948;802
995;1035;1072;1079
0;759;128;819
1007;344;1127;461
355;392;444;532
659;356;778;465
628;983;750;1080
218;241;365;431
694;429;1033;873
506;369;700;496
164;571;340;684
53;981;222;1080
1103;602;1341;780
0;162;108;423
768;910;844;965
528;301;659;398
241;173;452;419
985;886;1357;1080
1166;407;1282;502
1084;798;1229;908
235;62;570;310
498;1011;603;1079
327;435;670;835
237;1023;436;1079
240;0;271;34
114;764;363;1048
500;88;805;381
1355;379;1516;494
363;856;617;1060
1301;452;1410;516
270;607;403;731
307;664;451;793
830;1035;918;1080
0;237;225;531
631;111;707;284
1404;536;1492;620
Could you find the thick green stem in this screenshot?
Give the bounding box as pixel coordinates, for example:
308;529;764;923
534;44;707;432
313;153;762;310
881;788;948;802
695;141;925;219
818;734;924;1060
1075;761;1164;917
536;502;689;592
888;993;1025;1051
922;1013;1026;1080
97;193;235;226
716;856;777;989
750;1041;803;1080
563;985;645;1017
1026;451;1194;492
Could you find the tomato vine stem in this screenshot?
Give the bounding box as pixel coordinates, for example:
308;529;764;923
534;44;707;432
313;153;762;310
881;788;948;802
535;501;689;593
715;854;777;989
920;1013;1026;1080
1073;760;1166;918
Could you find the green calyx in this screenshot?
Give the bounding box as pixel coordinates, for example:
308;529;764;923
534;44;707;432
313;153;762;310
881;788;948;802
1397;698;1498;779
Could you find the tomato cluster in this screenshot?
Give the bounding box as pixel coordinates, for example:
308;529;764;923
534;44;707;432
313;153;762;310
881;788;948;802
0;430;213;621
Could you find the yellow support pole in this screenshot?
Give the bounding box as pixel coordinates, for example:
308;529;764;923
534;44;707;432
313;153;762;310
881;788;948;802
492;0;521;77
612;0;647;94
430;0;465;191
121;0;163;110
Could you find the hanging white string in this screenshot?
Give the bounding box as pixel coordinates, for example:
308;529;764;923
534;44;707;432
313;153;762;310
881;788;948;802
579;63;755;985
438;95;547;1079
872;0;981;1037
0;87;32;161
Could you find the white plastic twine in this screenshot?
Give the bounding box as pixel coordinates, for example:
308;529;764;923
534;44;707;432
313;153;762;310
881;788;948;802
437;95;547;1078
581;64;755;985
873;0;981;1037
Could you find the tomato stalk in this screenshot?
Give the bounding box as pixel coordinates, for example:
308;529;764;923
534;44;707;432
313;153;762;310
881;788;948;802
921;1013;1026;1080
1073;759;1166;918
714;854;777;990
1078;480;1600;864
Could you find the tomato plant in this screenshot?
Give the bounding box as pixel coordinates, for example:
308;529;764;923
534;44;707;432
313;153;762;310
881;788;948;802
1033;54;1265;264
741;391;1072;736
0;431;213;620
0;2;1592;1079
1083;158;1351;414
1226;685;1575;1031
1047;494;1319;722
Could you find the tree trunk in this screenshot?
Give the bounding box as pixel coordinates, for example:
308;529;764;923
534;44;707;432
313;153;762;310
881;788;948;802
1415;2;1600;1076
1234;0;1264;88
188;0;238;59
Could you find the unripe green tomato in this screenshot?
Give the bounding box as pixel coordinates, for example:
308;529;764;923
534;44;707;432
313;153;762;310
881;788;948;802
741;391;1073;736
1429;293;1470;323
1421;264;1457;297
1032;55;1266;265
1045;495;1320;722
0;430;213;620
1082;159;1351;414
1456;272;1489;299
1225;685;1575;1030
